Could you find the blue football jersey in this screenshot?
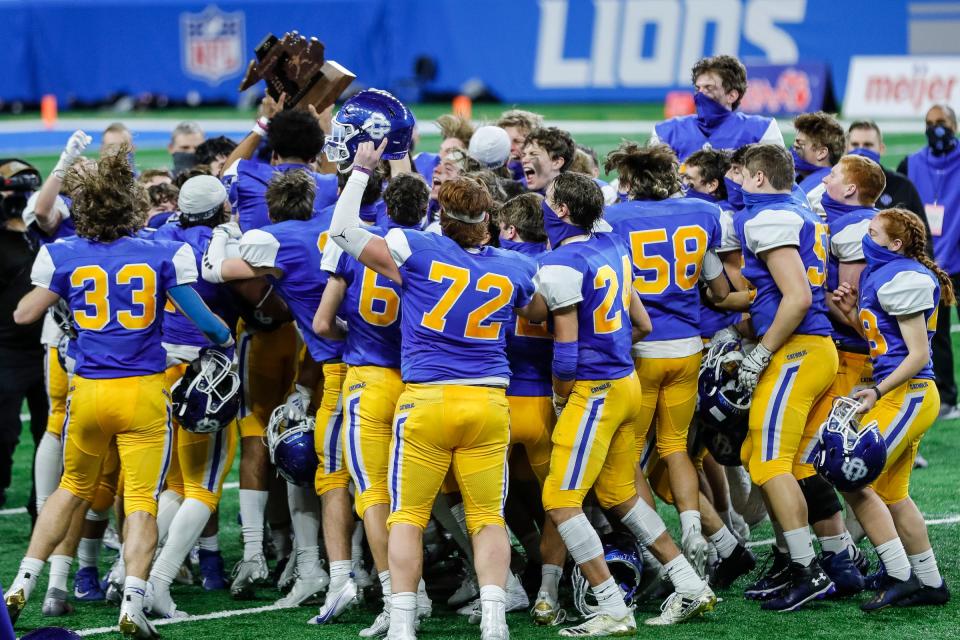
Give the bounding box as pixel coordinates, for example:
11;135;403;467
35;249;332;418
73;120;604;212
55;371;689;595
699;205;740;338
734;193;832;337
500;241;552;397
239;213;344;362
825;204;876;352
151;222;239;348
384;229;536;384
535;233;635;381
859;257;939;383
606;197;722;342
224;159;338;232
31;235;198;378
325;226;404;369
654;112;776;161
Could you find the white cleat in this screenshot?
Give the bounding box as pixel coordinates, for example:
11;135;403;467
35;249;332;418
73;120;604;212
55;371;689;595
385;622;417;640
416;587;432;620
530;591;567;626
277;555;298;592
359;608;391;638
558;612;636;637
173;561;194;586
643;585;717;626
118;607;161;639
41;588;73;617
480;615;509;640
682;531;710;578
276;571;329;607
353;559;373;589
230;554;269;599
308;579;358;624
447;573;479;607
146;582;188;619
105;557;126;605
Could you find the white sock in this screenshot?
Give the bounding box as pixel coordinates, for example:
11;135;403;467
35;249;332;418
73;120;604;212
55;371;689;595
48;555;73;592
287;483;319;572
150;498;211;586
479;584;507;624
198;535;219;552
708;526;739;559
876;538;911;581
156;489;183;545
908;549;943;588
352;521;365;562
620;500;667;547
819;532;853;556
78;537;101;569
664;554;707;595
378;570;392;599
122;576;147;613
679;510;702;539
34;432;62;513
12;557;44;599
389;592;417;634
592;576;630;618
540;564;563;599
783;527;815;567
329;559;352;590
239;489;268;561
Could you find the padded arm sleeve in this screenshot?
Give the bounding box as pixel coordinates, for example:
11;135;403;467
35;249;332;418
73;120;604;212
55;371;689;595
329;171;376;259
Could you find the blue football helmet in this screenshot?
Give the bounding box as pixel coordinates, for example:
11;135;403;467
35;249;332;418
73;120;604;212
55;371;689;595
170;348;240;434
813;396;887;492
698;337;751;431
323;89;415;171
266;405;319;486
572;539;643;616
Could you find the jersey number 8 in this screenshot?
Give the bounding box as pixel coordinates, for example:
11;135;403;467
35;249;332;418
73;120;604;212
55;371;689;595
629;225;708;294
70;264;157;331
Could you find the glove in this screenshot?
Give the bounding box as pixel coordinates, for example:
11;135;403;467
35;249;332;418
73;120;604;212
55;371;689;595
737;343;773;393
283;384;313;421
709;325;741;347
216;221;243;241
203;223;243;283
53;130;92;177
552;392;569;418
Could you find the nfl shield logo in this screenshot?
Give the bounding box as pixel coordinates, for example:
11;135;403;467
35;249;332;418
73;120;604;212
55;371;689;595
181;6;245;85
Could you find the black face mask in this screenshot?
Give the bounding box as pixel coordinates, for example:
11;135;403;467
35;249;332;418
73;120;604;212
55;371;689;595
925;124;958;156
172;151;197;175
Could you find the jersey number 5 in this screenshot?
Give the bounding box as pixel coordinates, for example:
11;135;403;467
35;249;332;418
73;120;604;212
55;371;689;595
629;225;708;294
70;264;157;331
421;261;514;340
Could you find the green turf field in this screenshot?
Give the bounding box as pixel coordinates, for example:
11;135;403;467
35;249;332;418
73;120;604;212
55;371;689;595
5;103;929;180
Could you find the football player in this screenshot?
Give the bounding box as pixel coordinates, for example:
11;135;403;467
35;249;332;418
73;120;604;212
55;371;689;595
204;169;357;621
831;208;953;608
604;142;730;577
314;171;430;637
717;144;838;611
535;172;717;634
145;175;241;617
7;149;233;638
496;110;545;184
651;55;784;161
329;132;537;640
521;127;575;195
792;112;846;217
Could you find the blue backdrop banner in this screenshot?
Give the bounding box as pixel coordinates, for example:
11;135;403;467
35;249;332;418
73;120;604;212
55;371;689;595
0;0;947;105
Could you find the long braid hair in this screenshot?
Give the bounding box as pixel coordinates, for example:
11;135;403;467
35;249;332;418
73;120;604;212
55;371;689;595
877;208;956;306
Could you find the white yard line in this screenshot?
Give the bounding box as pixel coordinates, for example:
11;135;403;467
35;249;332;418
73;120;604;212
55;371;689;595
76;603;287;637
0;507;26;516
745;513;960;548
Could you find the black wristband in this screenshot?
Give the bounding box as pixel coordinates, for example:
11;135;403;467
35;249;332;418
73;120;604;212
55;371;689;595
870;385;883;401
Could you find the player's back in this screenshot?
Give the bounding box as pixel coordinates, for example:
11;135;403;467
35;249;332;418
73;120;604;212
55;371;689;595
389;229;536;385
536;233;635;381
225;159;338;232
606;197;721;343
37;235;197;378
498;243;552;397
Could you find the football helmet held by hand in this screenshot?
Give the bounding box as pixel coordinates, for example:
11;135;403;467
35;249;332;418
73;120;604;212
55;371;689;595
813;396;887;492
323;89;415;171
266;405;319;486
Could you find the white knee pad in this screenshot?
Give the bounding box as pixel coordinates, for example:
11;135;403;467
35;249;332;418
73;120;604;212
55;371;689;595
620;500;667;547
556;514;604;566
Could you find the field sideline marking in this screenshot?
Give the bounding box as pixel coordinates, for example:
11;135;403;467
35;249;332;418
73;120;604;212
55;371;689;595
55;513;960;636
75;603;286;637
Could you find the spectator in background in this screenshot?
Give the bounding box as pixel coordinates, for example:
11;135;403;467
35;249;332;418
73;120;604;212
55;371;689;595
792;111;845;216
138;168;174;187
846;120;933;246
496;109;544;183
100;123;136;172
652;54;784;161
195;136;237;178
0;177;47;510
169;121;205;176
898;104;960;420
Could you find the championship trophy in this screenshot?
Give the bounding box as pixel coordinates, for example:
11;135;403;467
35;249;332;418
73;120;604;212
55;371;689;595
239;31;356;111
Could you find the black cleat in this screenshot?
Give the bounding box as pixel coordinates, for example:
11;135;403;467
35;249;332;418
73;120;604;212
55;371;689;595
820;551;865;597
761;562;834;612
712;544;757;590
745;546;791;600
861;573;922;611
894;579;951;608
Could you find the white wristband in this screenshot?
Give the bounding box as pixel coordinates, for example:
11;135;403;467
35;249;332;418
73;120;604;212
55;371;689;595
251;116;269;138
